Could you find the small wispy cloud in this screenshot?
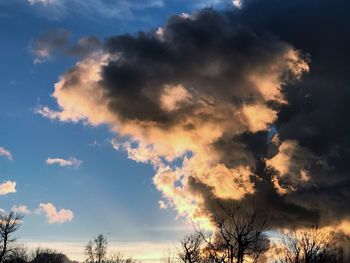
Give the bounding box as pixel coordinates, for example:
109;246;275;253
88;140;104;147
158;200;167;209
28;0;56;5
232;0;242;8
37;202;74;224
12;204;31;215
0;146;13;161
30;29;101;64
30;28;71;64
0;181;16;195
34;105;63;119
192;0;240;8
26;0;164;20
46;157;82;168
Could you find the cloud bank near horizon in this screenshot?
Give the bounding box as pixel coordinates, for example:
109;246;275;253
37;0;350;236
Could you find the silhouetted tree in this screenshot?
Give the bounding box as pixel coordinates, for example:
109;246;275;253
196;201;270;263
31;248;67;263
3;245;29;263
274;226;343;263
178;233;203;263
95;235;108;263
84;234;108;263
106;252;139;263
85;240;95;263
0;211;23;263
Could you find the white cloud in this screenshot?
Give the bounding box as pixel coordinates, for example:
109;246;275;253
0;181;16;195
110;138;120;151
232;0;242;8
12;204;31;215
34;105;64;119
158;200;167;209
26;0;164;19
37;202;73;224
28;0;55;5
0;146;13;160
46;157;82;168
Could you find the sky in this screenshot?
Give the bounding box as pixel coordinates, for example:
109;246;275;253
1;0;350;262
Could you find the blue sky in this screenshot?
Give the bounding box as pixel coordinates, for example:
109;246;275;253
0;0;238;261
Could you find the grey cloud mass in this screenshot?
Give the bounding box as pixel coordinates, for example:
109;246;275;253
39;0;350;239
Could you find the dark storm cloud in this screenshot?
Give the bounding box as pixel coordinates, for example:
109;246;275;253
101;9;301;125
228;0;350;228
40;0;350;235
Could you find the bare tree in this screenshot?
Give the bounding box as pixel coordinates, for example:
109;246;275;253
0;211;23;263
4;244;29;263
179;233;203;263
95;234;108;263
161;249;178;263
195;201;270;263
85;240;95;263
84;234;108;263
106;252;139;263
274;226;343;263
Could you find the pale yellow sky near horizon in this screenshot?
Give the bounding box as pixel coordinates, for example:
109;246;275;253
21;239;180;262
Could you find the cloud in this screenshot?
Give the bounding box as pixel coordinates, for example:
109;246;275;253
46;157;82;168
0;181;16;195
39;8;310;229
26;0;164;19
0;146;13;160
31;29;100;63
37;0;350;240
28;0;55;5
37;202;73;224
232;0;242;8
265;140;326;195
158;200;167;209
31;28;71;63
191;0;237;9
12;204;31;215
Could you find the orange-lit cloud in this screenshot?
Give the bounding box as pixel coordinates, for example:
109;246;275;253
37;202;74;224
0;181;16;195
12;204;31;215
36;10;309;228
266;140;322;195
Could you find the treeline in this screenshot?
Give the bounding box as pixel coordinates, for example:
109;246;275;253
174;203;345;263
0;204;347;263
